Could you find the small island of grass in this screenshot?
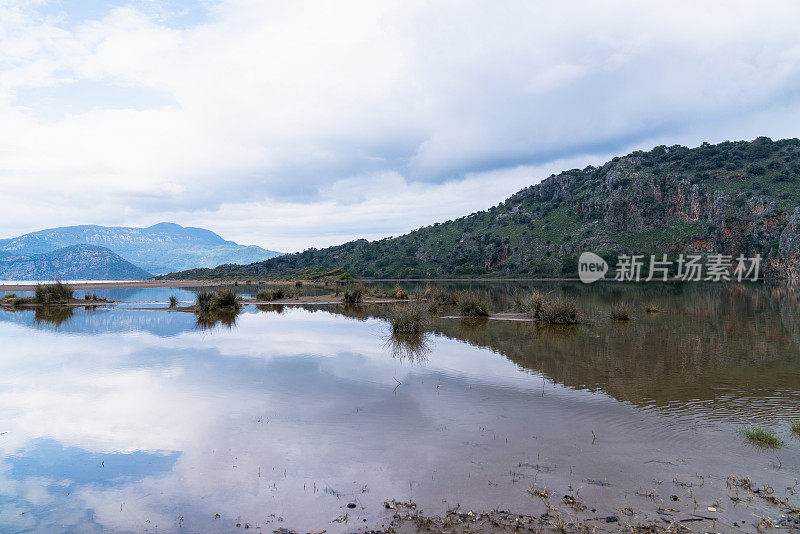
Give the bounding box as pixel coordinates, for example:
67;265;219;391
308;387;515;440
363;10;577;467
741;427;783;448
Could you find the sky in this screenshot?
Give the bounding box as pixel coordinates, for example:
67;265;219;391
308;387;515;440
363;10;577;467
1;1;800;252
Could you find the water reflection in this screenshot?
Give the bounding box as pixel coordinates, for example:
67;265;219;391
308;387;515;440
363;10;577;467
195;310;240;331
255;303;286;314
0;283;798;532
33;305;76;328
385;332;431;363
326;283;800;423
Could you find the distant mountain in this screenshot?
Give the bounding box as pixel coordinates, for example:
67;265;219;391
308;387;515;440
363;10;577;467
0;244;152;280
158;137;800;279
0;222;281;276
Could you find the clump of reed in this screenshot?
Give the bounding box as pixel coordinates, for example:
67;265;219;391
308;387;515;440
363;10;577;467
343;284;365;303
457;291;489;317
645;302;659;313
390;285;409;300
255;284;308;301
0;294;33;308
34;282;73;304
610;302;631;321
257;287;286;301
390;303;428;335
363;285;406;299
539;297;579;325
169;295;178;308
195;288;241;313
422;286;457;312
196;291;215;312
740;427;783;448
514;290;579;325
214;288;239;309
426;286;457;305
514;290;547;316
791;421;800;437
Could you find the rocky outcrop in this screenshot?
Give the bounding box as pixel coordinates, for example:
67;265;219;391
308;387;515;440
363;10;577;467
776;207;800;278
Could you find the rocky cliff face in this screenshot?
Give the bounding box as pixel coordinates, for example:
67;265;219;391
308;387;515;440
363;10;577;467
0;245;152;280
161;137;800;279
777;208;800;278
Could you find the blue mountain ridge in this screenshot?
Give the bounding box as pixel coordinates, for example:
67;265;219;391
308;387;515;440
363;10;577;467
0;244;152;280
0;223;281;277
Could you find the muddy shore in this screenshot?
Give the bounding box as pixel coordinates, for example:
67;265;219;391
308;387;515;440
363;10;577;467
324;477;800;533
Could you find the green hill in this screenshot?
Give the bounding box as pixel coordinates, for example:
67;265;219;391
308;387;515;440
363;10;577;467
158;137;800;280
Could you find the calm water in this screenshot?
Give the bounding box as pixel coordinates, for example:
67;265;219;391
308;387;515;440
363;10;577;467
0;282;799;532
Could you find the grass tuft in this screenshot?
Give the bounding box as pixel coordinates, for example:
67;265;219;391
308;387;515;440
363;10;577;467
34;282;73;304
214;288;239;310
390;304;428;335
196;291;215;312
645;302;659;313
256;289;272;301
343;284;365;303
169;295;178;308
423;287;458;312
740;427;783;448
514;290;547;316
1;295;34;308
256;288;287;301
791;421;800;437
610;302;631;321
514;290;579;325
195;289;241;313
457;291;489;317
0;294;33;309
539;296;580;325
391;285;409;300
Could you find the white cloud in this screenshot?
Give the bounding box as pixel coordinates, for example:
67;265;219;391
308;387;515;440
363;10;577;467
0;0;799;250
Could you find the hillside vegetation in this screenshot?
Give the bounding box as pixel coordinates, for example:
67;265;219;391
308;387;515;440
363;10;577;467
160;137;800;279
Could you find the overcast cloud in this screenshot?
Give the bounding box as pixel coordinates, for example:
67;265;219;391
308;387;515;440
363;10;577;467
1;0;800;251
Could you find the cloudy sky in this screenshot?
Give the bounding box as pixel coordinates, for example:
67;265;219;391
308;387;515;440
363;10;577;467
1;0;800;252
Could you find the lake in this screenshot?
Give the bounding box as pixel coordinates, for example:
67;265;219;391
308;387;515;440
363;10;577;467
0;281;798;532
